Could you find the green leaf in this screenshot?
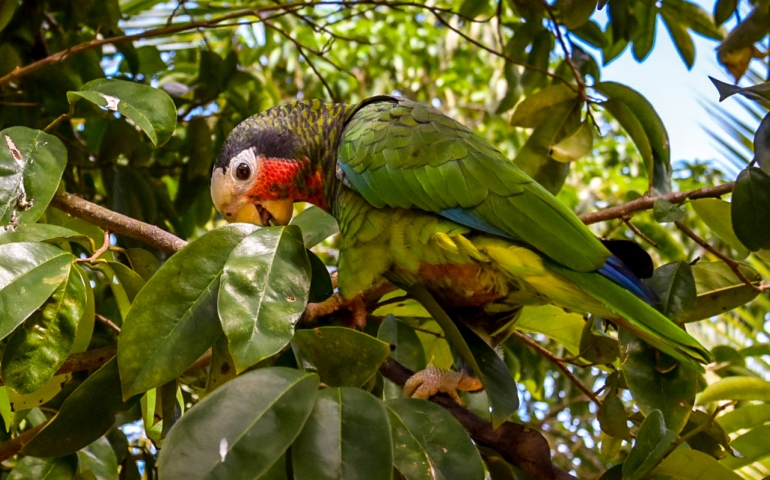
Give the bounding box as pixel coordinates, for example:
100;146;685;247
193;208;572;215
293;387;393;480
158;368;318;480
387;398;485;480
740;344;770;358
2;263;85;394
293;327;391;388
660;9;695;69
67;79;177;146
709;77;770;108
0;0;20;34
622;410;678;480
680;261;760;323
290;206;339;248
22;358;139;457
662;0;725;40
720;425;770;470
696;376;770;404
753;112;770;176
0;242;73;341
620;330;697;433
378;315;427;399
731;167;770;251
679;409;732;459
510;84;578;128
123;248;159;281
77;437;118;480
219;226;311;371
307;251;333;303
8;373;69;411
515;305;584;356
571;20;609;48
459;0;493;18
690;198;749;258
653;448;741;479
0;127;67;225
653;198;685;223
596;82;671;194
632;1;657;61
646;261;695;323
713;0;736;25
549;120;593;162
597;391;631;439
8;455;78;480
118;224;257;399
107;262;145;303
0;223;85;248
579;317;620;364
717;404;770;433
554;0;596;29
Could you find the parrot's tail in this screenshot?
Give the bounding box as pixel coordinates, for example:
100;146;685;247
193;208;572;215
598;255;658;305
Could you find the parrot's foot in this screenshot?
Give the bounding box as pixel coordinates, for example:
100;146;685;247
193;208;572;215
403;365;483;404
303;293;368;329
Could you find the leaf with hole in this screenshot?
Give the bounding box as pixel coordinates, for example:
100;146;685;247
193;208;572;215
67;79;177;146
0;127;67;225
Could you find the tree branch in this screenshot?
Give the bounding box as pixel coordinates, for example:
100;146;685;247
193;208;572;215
578;182;735;224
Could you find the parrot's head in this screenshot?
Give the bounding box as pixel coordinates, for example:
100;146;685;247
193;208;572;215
211;120;326;226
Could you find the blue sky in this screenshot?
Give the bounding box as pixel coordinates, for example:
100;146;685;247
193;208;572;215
589;1;753;176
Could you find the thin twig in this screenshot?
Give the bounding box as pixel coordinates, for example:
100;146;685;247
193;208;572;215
542;1;586;101
621;215;660;249
675;221;769;293
75;230;111;263
579;183;735;224
95;313;121;334
510;330;599;406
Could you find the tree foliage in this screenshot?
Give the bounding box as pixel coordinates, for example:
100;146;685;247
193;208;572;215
1;0;770;478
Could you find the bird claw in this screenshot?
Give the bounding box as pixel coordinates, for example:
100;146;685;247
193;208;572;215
303;293;368;329
402;365;483;404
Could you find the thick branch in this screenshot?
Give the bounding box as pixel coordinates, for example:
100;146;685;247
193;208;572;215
51;192;188;254
380;358;576;480
579;182;735;224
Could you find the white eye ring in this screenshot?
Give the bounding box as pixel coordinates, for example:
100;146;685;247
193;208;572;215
230;148;257;183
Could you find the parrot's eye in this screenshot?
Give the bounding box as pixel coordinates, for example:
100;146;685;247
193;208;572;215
234;162;251;181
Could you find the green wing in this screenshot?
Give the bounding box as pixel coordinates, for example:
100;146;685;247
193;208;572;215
338;98;610;272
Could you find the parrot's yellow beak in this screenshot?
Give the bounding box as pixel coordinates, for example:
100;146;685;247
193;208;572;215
211;167;293;226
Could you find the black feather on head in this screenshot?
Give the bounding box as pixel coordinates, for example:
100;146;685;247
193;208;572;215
214;126;298;172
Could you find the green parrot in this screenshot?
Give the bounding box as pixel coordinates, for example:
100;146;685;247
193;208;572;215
210;96;712;397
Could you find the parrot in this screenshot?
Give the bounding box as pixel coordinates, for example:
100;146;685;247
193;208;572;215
210;95;712;399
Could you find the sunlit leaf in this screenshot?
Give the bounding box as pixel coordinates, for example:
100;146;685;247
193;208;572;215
8;455;77;480
696;376;770;404
622;410;678;480
653;449;741;479
690;198;749;258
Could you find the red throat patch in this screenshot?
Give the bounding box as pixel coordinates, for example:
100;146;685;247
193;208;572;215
246;156;327;209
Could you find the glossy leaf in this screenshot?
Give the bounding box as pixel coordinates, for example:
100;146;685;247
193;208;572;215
620;330;697;433
549;120;593;162
293;387;393;480
71;265;95;354
680;261;761;323
8;455;78;480
290;206;339;248
78;436;119;480
118;224;257;398
717;404;770;433
0;242;73;341
645;261;696;323
158;368;318;480
219;225;311;371
22;358;139;457
2;263;85;394
696;376;770;404
731;167;770;251
0;127;67;225
387;398;485;480
108;261;145;303
307;250;333;303
509;84;578;128
0;223;84;248
622;410;677;480
515;305;584;356
653;449;741;479
378;315;427;399
8;373;70;411
690;198;749;258
293;327;391;388
596;82;671;194
720;425;770;470
67;79;177;146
